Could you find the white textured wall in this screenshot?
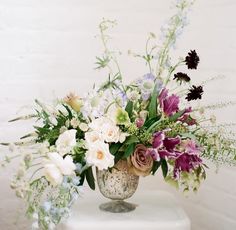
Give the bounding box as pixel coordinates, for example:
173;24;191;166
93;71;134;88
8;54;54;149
0;0;236;229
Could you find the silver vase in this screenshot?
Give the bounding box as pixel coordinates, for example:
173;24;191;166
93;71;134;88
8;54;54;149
96;160;139;213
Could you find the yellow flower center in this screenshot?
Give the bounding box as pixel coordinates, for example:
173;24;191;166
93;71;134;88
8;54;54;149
97;150;104;160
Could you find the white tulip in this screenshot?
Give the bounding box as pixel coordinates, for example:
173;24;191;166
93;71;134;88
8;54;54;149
85;141;114;170
56;129;77;156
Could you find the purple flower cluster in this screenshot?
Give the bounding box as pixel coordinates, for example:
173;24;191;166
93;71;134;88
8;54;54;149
146;131;202;179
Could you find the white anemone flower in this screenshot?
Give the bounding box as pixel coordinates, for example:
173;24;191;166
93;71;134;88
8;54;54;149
85;140;114;170
56;129;77;156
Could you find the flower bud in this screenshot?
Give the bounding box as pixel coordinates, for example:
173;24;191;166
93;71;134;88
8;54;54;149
64;93;82;112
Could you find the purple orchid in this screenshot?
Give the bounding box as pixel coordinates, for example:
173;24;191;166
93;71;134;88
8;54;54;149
159;88;180;116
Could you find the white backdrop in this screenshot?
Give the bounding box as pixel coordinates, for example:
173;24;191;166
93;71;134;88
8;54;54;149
0;0;236;229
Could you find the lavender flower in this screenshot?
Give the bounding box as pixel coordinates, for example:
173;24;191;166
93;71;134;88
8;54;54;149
136;73;162;101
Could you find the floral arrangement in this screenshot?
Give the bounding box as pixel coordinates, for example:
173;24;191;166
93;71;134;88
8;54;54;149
1;0;236;229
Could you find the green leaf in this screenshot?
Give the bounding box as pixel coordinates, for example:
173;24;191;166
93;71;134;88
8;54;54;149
152;161;162;175
180;133;196;140
109;143;123;155
169;110;185;122
123;135;139;145
85;167;95;190
123;143;135;158
114;152;124;164
125;101;133;118
144;115;161;128
148;84;158;118
161;159;168;178
63;104;73;120
79;173;85;186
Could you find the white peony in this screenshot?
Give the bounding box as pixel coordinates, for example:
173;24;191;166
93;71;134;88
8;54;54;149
56;129;77;156
85;140;114;170
44;163;63;186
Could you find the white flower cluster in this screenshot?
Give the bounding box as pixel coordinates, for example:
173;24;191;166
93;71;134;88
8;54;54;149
85;117;126;170
43;130;77;186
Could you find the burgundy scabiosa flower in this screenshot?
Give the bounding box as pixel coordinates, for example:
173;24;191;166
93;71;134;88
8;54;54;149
159;88;180;116
186;85;204;101
185;50;200;69
173;72;191;84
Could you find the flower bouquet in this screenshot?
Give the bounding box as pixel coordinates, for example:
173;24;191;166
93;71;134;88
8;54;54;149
1;0;236;229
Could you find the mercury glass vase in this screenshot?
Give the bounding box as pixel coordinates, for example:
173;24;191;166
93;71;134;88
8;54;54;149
96;160;139;213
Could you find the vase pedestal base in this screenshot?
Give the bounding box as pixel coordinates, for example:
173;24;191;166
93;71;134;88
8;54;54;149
99;200;137;213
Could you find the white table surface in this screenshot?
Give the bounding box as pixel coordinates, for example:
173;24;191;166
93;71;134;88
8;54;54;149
59;190;191;230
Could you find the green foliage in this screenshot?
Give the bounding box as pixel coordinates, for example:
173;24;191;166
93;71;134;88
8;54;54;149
123;143;136;158
85;167;95;190
148;84;158;118
169;109;185;122
161;159;168;178
152;161;162;175
95;55;110;69
125;101;134;119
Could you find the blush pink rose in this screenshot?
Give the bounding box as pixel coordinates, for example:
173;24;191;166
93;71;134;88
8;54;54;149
127;144;153;177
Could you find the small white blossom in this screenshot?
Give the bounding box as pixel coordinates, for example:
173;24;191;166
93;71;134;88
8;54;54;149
70;118;80;129
126;90;140;102
79;122;89;132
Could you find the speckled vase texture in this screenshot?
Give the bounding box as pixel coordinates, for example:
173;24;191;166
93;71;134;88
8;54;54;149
96;160;139;200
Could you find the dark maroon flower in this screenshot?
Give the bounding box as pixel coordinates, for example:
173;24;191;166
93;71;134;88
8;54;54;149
152;131;165;148
185;50;200;69
159;88;180;116
173;72;191;84
179;114;196;126
186;85;203;101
